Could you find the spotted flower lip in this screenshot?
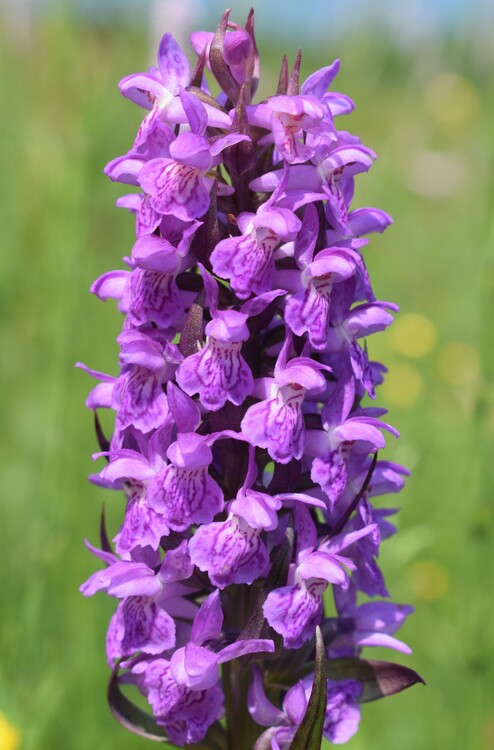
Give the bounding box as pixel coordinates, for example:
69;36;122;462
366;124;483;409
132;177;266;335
210;206;301;299
80;12;418;748
137;132;249;222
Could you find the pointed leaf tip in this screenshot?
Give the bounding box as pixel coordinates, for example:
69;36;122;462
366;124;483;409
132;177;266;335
326;658;425;703
287;49;302;96
99;504;113;554
210;8;240;104
290;627;327;749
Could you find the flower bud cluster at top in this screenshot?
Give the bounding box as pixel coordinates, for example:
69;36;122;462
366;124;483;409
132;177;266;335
79;10;414;749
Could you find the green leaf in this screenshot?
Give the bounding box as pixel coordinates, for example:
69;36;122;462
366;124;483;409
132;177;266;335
289;627;327;750
99;504;113;554
107;669;226;748
326;658;425;703
107;668;170;742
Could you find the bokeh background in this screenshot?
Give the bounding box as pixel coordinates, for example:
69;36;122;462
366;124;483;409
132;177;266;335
1;0;493;748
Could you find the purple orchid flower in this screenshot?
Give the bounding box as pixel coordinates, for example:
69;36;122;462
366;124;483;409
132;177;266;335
249;667;361;748
81;14;419;746
241;332;329;463
189;447;325;588
95;421;174;552
246;94;328;164
81;540;196;665
177;269;284;410
170;591;274;690
250;142;375;234
210;205;301;299
320;282;399;397
277;205;371;350
119;33;231;138
304;368;398;509
301;59;356;119
190;28;254;85
330;582;414;657
263;505;377;648
131;657;224;745
90;225;200;330
138;131;249;222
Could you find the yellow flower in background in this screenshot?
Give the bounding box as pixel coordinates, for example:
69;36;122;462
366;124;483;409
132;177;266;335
436;342;481;387
424;72;480;127
381;362;424;407
389;313;437;358
0;713;20;750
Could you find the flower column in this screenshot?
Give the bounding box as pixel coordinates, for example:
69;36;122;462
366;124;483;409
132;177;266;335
79;10;423;750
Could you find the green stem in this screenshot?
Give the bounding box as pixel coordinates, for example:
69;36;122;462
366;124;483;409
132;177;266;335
223;585;263;750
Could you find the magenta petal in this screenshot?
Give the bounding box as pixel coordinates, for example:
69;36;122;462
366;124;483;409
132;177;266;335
311;449;348;509
91;270;129;301
209;133;250;156
134;659;223;746
106;605;125;667
131;234;181;272
136;195;162;237
355;632;412;653
263;583;323;649
177;340;253;411
241;392;305;464
298;551;347;586
301;60;340;98
231;489;281;531
128;269;183;328
167;432;212;469
191;590;223;645
349;342;375;398
120;596;176;655
283;681;308;725
189;516;269;589
217;638;274;664
115;488;170;553
119;73;166;108
85;381;114;410
285;281;331;350
167;382;201;433
348;207;393;236
170;643;219;689
211;231;277;299
190;30;213;57
169;133;211;169
105;154;144;185
147;465;223;531
248;667;285;727
179;86;208;135
157;33;190;93
139;159;211;221
113;368;169;433
324;681;361;744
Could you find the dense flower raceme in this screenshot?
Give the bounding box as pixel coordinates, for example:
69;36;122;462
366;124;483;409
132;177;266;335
79;11;423;750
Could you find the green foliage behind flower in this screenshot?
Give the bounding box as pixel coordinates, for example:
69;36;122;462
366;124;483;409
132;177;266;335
0;12;492;750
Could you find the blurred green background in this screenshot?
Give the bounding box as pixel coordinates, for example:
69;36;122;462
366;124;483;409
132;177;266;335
0;1;493;749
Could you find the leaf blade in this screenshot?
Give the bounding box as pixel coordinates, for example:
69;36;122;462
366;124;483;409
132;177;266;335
326;658;425;703
290;627;327;750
